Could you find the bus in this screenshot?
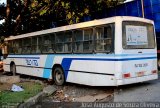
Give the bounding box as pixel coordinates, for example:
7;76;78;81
2;16;158;86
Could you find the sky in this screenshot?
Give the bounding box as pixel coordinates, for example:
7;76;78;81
0;0;6;4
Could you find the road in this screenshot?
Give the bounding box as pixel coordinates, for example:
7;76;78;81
114;75;160;102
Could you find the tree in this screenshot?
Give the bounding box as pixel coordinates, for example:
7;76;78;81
0;3;6;38
0;3;5;20
29;0;125;24
3;0;125;36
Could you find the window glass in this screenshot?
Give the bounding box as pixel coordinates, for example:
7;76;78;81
56;32;64;43
122;21;155;49
42;34;54;53
74;30;83;52
95;24;114;52
75;30;83;41
83;28;94;52
31;37;37;54
9;39;22;54
8;41;14;54
95;27;103;40
8;24;114;54
64;31;72;52
37;36;42;53
55;32;64;52
22;38;31;54
84;28;93;40
50;33;55;52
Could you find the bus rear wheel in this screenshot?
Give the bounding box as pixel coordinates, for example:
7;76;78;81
53;67;65;86
10;63;16;76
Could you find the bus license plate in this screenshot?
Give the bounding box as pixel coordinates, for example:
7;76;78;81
137;72;144;77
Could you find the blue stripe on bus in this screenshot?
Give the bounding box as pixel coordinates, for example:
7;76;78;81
43;55;54;78
61;58;72;79
61;56;157;79
114;53;157;57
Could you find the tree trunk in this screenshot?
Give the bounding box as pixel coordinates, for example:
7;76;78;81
14;0;31;35
6;0;11;36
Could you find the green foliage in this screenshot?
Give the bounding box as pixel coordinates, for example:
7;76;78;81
27;0;125;25
0;3;5;20
40;9;47;16
0;0;125;37
0;82;43;106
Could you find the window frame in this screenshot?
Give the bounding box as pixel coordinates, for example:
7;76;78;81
122;21;155;49
94;23;115;53
8;23;115;54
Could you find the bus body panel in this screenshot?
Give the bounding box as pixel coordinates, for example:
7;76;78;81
117;50;158;85
67;71;116;86
3;54;116;86
3;55;52;78
62;56;116;86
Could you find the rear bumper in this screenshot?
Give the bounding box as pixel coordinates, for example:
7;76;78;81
117;74;158;85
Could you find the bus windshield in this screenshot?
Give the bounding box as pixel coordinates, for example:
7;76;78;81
122;21;155;49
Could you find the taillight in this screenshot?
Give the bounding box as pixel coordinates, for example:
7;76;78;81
123;73;131;78
152;70;157;74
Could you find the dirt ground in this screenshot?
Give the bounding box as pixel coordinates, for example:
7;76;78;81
0;72;114;102
48;84;114;102
0;72;11;91
0;83;12;91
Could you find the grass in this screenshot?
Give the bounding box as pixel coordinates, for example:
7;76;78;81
0;82;43;106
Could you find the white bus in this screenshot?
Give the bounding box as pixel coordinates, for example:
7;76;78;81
2;16;158;86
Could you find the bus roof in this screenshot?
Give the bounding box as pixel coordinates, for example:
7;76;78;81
5;16;154;41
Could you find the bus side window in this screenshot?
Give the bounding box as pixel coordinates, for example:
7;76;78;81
42;34;53;53
95;25;113;52
104;26;113;51
18;39;22;54
83;28;94;52
37;37;42;53
95;27;104;51
55;32;64;53
50;33;55;53
22;38;31;54
74;30;83;52
64;31;72;53
14;39;22;54
9;41;14;54
31;37;37;54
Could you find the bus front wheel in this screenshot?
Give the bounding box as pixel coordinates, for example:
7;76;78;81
10;63;16;76
53;67;65;86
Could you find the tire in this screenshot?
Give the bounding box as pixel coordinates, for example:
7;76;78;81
53;67;65;85
10;63;16;76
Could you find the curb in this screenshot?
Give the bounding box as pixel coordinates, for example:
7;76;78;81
18;92;45;108
18;85;57;108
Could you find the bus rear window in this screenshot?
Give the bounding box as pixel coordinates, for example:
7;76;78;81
122;21;155;49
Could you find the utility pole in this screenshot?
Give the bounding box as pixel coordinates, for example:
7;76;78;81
141;0;145;18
